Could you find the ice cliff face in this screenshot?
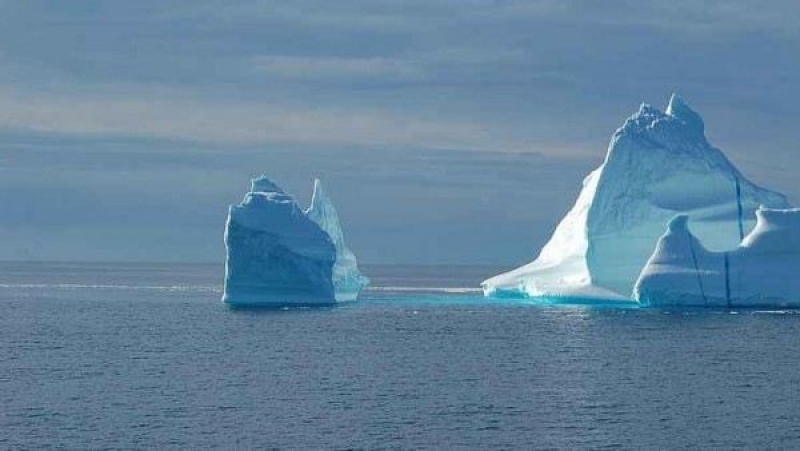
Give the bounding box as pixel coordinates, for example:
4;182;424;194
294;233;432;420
482;94;790;301
634;208;800;307
222;176;368;306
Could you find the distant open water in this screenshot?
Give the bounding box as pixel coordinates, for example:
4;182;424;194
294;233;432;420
2;261;800;449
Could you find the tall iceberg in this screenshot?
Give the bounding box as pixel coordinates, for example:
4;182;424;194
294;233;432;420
222;176;368;306
482;94;790;301
634;208;800;307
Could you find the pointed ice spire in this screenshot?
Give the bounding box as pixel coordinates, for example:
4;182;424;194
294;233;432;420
305;178;370;298
309;178;330;209
666;93;704;135
306;178;345;248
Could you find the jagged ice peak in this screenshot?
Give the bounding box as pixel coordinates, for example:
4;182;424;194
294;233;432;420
665;93;704;134
250;175;285;194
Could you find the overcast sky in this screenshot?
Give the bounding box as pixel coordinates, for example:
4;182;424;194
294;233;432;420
1;0;798;264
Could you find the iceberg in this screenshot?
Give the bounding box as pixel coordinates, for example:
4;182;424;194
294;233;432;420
634;208;800;307
222;176;368;306
482;94;790;301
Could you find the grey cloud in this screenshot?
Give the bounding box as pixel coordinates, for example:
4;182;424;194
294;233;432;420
0;0;798;263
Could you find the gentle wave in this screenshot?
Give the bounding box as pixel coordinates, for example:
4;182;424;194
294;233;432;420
0;283;481;295
0;283;222;293
366;286;482;294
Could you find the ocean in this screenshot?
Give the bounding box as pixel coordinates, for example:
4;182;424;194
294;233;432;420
2;261;800;449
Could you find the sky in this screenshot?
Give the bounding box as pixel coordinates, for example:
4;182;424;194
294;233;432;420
0;0;798;265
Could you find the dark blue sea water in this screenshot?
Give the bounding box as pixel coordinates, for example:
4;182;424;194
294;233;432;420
3;261;800;449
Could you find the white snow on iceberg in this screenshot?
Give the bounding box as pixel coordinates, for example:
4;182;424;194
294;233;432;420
222;176;368;306
482;94;790;301
634;208;800;307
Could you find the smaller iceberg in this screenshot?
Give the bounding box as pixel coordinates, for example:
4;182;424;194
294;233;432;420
634;208;800;307
222;176;368;306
